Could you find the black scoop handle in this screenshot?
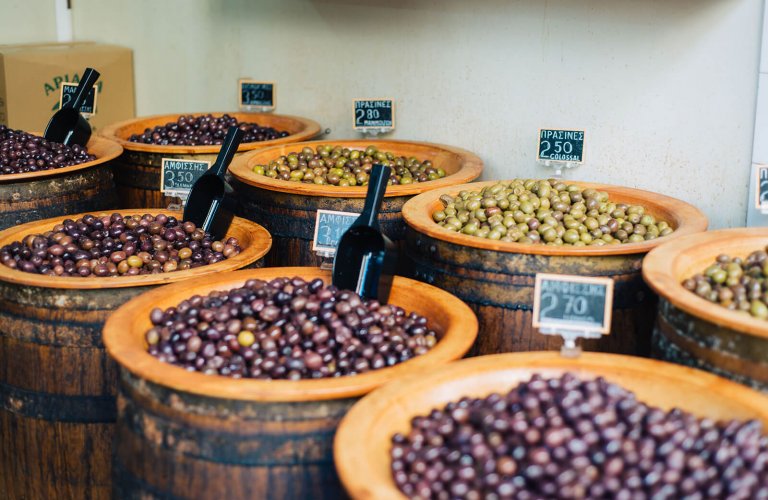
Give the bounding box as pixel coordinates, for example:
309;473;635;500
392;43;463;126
353;164;391;229
67;68;100;112
212;126;243;177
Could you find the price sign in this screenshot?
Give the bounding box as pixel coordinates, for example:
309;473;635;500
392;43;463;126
353;99;395;130
160;158;211;198
238;80;275;109
59;83;98;115
532;273;614;334
756;165;768;209
538;129;585;163
312;209;359;255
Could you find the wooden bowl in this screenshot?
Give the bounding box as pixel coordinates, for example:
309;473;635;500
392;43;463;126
98;112;322;208
0;210;270;500
401;180;709;356
103;267;478;499
334;351;768;499
228;139;483;267
0;134;122;230
643;228;768;391
0;209;271;289
100;112;321;155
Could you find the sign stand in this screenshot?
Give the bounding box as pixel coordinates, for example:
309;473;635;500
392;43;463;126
537;129;585;178
538;327;603;358
353;98;395;137
532;273;614;358
166;193;188;212
238;79;276;113
537;159;578;179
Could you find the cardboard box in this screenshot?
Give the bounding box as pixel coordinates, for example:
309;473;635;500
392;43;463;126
0;41;135;133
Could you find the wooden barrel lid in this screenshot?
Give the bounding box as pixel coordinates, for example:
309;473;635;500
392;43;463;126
0;134;123;184
402;180;708;256
334;351;768;499
0;209;271;289
103;267;478;402
228;139;484;198
643;227;768;340
98;112;322;154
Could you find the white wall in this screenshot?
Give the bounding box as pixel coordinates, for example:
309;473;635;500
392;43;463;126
0;0;57;44
1;0;764;229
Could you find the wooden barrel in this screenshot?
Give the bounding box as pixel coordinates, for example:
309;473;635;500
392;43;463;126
644;228;768;392
0;135;122;230
334;351;768;499
0;210;272;500
228;140;483;267
99;112;322;208
102;267;478;500
402;180;708;357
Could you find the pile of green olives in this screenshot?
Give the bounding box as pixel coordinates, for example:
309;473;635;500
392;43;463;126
432;179;674;245
682;249;768;319
252;144;446;186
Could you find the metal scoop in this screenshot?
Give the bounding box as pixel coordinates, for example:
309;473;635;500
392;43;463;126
43;67;99;146
183;126;243;240
332;164;397;302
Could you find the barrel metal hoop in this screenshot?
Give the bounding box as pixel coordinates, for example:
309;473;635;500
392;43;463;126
119;396;337;466
0;309;104;347
0;381;115;423
654;311;768;389
410;253;648;310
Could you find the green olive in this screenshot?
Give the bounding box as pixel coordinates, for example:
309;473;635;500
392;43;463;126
430;179;674;246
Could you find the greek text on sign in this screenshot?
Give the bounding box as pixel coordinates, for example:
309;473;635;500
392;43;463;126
312;209;359;255
532;273;614;334
538;129;585;163
239;80;275;109
353;99;395;130
59;83;98;115
756;165;768;209
160;159;211;197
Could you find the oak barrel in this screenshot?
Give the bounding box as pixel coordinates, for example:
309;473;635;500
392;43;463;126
644;228;768;392
402;180;708;356
103;267;478;499
334;351;768;499
228;140;483;267
99;112;321;208
0;134;122;230
0;210;272;500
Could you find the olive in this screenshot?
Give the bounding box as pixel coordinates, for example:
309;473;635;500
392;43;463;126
391;372;768;498
0;126;96;175
145;276;439;380
253;144;446;186
0;213;241;277
128;113;289;146
685;245;768;320
433;180;674;246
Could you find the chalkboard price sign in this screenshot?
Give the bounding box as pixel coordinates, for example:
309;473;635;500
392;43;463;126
538;129;585;163
59;82;97;115
238;80;275;109
532;273;614;334
160;158;211;197
353;99;395;130
756;165;768;209
312;209;359;255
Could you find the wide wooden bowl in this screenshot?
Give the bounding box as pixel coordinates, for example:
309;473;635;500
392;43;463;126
643;228;768;391
0;210;271;500
228;139;483;267
334;351;768;499
99;112;322;208
0;133;122;230
103;267;478;499
402;180;709;356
